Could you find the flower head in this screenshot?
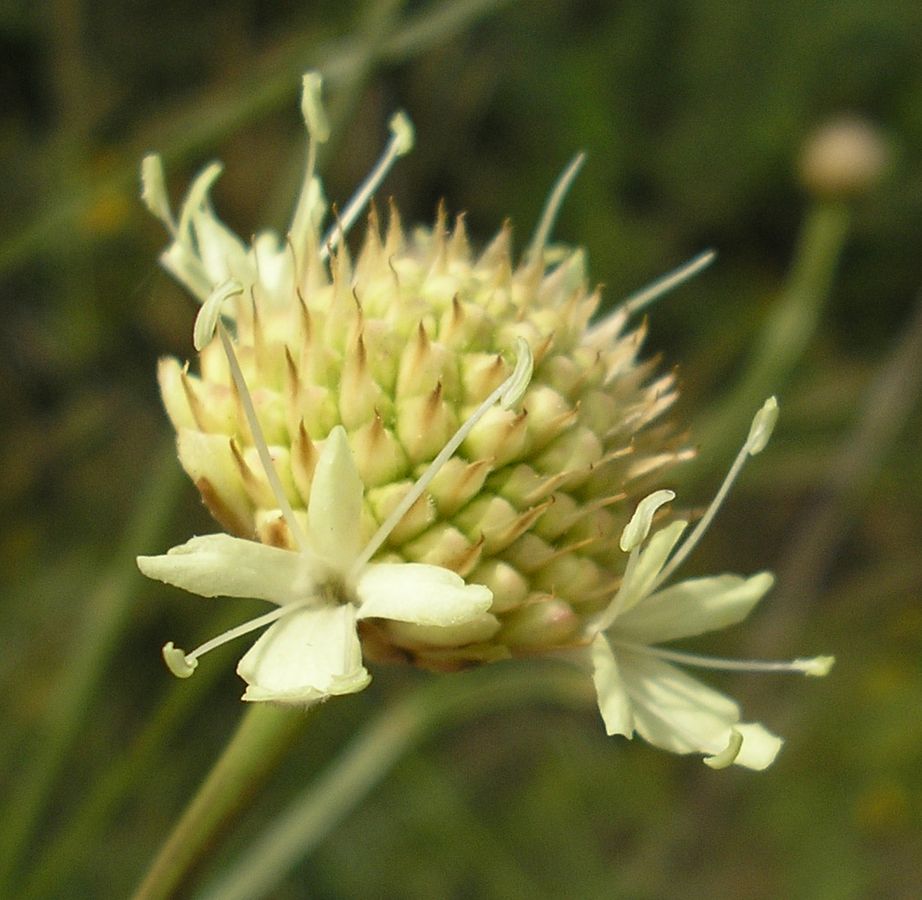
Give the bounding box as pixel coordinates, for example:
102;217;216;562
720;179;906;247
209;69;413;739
138;73;832;761
139;276;532;702
140;72;694;675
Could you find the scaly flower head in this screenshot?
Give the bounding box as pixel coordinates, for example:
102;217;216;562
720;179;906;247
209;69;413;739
140;72;693;675
138;74;831;762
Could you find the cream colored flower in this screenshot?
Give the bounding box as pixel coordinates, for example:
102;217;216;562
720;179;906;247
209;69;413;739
585;399;833;769
138;72;832;763
138;289;532;702
140;424;498;702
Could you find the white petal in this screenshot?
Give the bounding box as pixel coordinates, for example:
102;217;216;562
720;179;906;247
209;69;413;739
237;604;370;703
731;722;784;771
308;426;363;571
137;534;309;604
615;572;774;644
356;563;493;626
191;202;255;289
589;634;635;737
616;649;781;769
161;241;211;302
619;520;687;612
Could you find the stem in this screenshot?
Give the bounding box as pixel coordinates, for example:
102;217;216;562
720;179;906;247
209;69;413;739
132;703;311;900
198;664;591;900
686;200;850;483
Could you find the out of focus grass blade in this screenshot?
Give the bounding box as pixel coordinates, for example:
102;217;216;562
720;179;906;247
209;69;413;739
0;437;185;892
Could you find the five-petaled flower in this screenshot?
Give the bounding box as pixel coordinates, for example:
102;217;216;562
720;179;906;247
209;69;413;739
582;398;833;769
138;284;533;703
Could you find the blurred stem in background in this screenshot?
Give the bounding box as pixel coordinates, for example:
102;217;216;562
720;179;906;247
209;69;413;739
198;664;591;900
684;199;850;483
0;438;185;894
750;289;922;652
682;117;889;485
18;604;245;900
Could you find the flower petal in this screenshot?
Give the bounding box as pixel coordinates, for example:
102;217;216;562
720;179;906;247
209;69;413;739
237;604;370;703
308;426;363;571
589;634;635;737
137;533;309;604
619;520;687;612
616;649;782;769
356;563;493;626
615;572;774;644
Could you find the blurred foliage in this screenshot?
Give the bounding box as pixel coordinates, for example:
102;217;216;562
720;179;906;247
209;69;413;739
1;0;921;897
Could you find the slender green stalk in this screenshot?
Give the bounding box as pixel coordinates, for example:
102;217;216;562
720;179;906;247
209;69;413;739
0;437;185;893
686;200;851;481
197;665;591;900
747;290;922;653
132;703;312;900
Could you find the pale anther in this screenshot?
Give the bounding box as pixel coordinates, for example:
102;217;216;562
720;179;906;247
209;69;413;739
746;396;779;456
141;154;176;233
620;489;675;552
194;279;243;351
527;152;586;263
162;642;197;678
300;71;330;143
389;111;415;157
500;337;535;409
704;729;744;769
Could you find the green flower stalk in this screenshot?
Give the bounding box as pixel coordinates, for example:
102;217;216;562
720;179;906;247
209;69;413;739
138;72;831;769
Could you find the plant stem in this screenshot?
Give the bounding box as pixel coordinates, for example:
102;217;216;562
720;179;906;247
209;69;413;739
19;608;242;900
197;664;591;900
686;200;851;481
132;702;311;900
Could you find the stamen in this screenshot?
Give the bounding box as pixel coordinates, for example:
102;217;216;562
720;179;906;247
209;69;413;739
653;397;778;589
594;489;678;631
351;337;534;575
176;162;224;247
162;604;303;677
585;249;717;347
320;111;414;262
617;249;717;318
216;321;309;551
141;154;176;234
613;640;834;676
620;489;675;552
704;729;743;769
300;71;330;143
194;279;242;351
526;153;586;264
595;542;641;631
289;72;331;264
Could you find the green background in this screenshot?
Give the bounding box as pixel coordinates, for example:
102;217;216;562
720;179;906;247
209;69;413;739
1;1;920;897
